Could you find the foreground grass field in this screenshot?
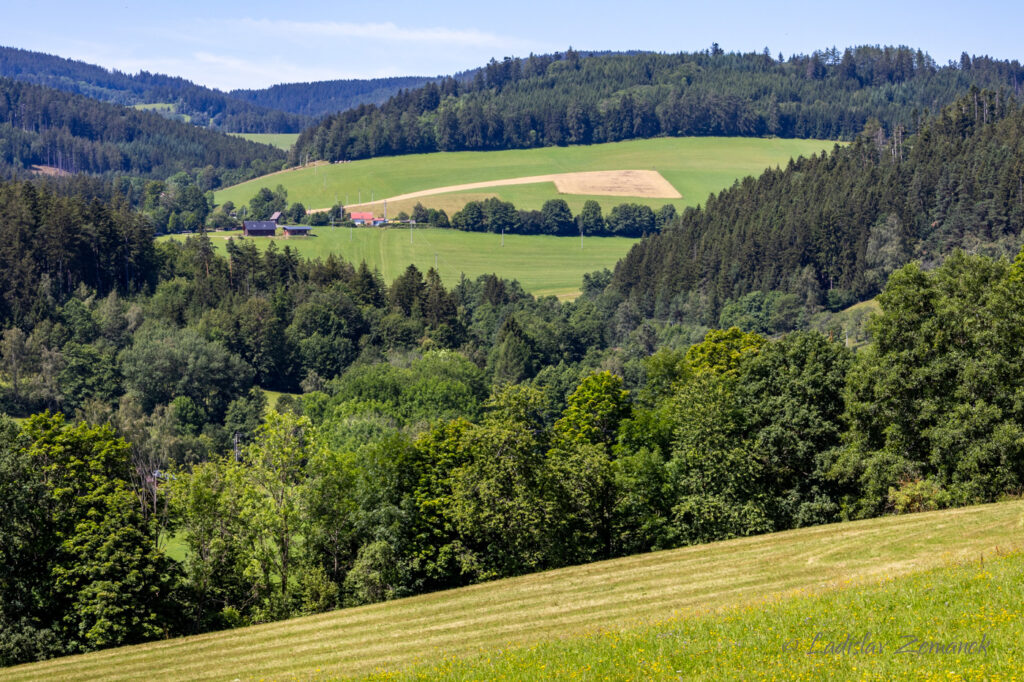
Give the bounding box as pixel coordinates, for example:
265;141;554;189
165;228;637;298
228;133;300;150
5;500;1021;681
389;548;1024;680
214;137;837;214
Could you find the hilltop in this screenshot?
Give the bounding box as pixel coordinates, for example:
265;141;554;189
229;76;438;119
0;46;436;135
0;45;306;133
292;46;1024;164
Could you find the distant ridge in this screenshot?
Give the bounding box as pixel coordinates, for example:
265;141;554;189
0;45;307;133
0;75;285;180
230;76;439;119
291;45;1024;163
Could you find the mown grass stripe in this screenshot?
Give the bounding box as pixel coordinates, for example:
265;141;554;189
4;501;1021;681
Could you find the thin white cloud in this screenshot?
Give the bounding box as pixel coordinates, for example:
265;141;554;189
192;51;387;89
239;18;521;48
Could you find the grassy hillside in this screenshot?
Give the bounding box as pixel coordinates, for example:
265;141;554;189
229;133;299;150
214;137;836;213
4;500;1021;681
392;548;1024;680
166;228;637;298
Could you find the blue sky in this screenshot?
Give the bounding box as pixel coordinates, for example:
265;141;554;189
2;1;1022;90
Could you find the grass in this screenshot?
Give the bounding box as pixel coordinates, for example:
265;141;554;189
158;532;188;564
229;133;300;150
260;388;301;413
132;102;191;123
132;102;176;112
387;549;1024;681
163;227;637;299
4;500;1022;681
214;137;838;213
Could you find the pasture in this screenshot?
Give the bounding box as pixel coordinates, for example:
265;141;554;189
213;137;837;214
164;227;638;299
132;102;191;123
228;133;300;150
4;500;1021;681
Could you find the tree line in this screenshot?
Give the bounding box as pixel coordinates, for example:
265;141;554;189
442;198;677;237
291;46;1024;163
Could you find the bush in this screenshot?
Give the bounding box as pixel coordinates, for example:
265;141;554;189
887;478;951;514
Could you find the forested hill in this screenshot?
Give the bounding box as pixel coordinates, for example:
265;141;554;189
291;46;1024;163
0;76;286;181
0;45;306;133
609;88;1024;324
230;76;438;119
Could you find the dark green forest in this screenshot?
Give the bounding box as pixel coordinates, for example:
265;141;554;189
0;46;307;133
611;88;1024;325
229;76;438;119
0;76;286;183
291;46;1024;162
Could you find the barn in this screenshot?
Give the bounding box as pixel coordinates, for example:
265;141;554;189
243;220;277;236
282;225;313;237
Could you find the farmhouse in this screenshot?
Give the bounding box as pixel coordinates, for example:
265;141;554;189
243;220;277;236
282;225;313;237
350;211;374;225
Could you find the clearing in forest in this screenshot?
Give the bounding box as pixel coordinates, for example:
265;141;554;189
214;137;837;215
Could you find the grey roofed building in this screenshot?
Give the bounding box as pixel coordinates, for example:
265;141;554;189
243;220;277;236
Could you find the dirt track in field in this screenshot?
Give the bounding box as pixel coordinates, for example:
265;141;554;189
343;169;682;211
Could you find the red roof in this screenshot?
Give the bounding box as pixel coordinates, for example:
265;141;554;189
350;211;374;220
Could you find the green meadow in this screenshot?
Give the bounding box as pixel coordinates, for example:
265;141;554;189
228;133;300;150
4;501;1021;681
164;227;638;298
388;549;1024;681
214;137;838;213
132;102;191;123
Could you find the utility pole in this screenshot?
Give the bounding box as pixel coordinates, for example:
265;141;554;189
501;226;504;247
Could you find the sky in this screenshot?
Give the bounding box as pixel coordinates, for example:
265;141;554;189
2;0;1023;91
